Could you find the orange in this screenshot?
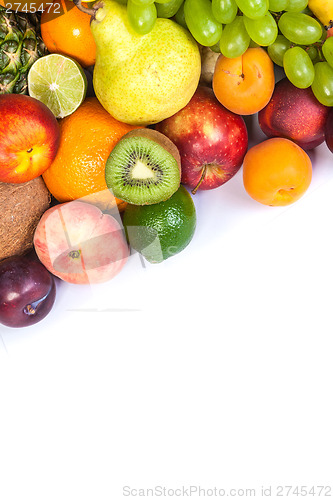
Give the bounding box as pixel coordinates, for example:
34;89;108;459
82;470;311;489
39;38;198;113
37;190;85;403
242;138;312;207
212;48;275;116
42;97;143;212
41;0;96;68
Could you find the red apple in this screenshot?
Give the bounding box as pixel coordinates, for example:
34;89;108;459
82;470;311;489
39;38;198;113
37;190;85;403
155;86;248;193
258;77;330;150
0;94;60;183
326;109;333;153
33;200;129;284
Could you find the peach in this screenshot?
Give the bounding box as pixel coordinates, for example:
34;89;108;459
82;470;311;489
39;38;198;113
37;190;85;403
33;201;129;284
0;94;60;183
212;47;275;115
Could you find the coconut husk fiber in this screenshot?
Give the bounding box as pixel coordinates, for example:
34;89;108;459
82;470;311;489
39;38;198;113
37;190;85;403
0;176;51;262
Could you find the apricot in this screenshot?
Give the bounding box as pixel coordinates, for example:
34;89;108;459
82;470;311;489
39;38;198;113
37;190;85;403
243;137;312;206
212;47;275;115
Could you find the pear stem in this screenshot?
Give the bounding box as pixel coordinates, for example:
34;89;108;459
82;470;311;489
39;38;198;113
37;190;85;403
73;0;99;18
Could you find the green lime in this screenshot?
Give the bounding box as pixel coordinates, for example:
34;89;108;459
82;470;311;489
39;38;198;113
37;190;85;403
123;185;196;264
27;54;87;119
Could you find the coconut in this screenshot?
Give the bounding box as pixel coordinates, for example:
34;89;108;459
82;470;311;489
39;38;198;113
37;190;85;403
0;176;51;262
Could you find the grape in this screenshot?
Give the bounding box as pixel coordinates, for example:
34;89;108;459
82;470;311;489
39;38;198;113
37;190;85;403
127;0;157;34
278;12;323;45
156;0;184;17
300;6;312;16
320;25;328;42
268;0;287;12
211;0;238;24
283;46;315;88
311;62;333;106
131;0;155;6
249;39;260;47
322;37;333;68
235;0;269;20
174;2;187;28
184;0;223;46
219;15;250;58
209;41;222;52
305;45;319;62
267;34;292;66
243;11;278;46
0;253;56;328
285;0;308;12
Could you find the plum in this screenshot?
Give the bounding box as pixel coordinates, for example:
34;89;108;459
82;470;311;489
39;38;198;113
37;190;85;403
258;78;330;150
0;254;56;328
325;109;333;154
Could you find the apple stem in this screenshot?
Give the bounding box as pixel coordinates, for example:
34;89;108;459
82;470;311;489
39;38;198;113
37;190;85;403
191;165;207;195
72;0;99;18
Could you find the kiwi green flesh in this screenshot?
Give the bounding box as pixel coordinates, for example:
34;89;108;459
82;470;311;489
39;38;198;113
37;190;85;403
105;135;181;205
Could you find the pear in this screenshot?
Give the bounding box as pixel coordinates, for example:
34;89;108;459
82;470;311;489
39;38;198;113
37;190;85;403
90;0;201;125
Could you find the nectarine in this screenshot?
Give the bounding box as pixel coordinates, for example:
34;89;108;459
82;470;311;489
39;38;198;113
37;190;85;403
0;94;60;184
258;78;330;150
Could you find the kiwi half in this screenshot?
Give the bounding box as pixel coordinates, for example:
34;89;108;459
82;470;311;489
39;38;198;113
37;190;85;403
105;128;181;205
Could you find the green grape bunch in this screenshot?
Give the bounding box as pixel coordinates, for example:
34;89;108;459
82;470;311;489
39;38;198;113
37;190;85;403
116;0;333;107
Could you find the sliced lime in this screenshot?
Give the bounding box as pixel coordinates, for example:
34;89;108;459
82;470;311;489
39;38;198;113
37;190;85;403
28;54;87;119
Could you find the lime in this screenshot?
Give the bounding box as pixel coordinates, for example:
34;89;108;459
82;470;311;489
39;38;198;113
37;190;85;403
123;185;196;264
27;54;87;119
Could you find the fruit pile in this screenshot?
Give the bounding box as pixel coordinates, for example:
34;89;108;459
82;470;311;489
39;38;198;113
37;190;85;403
0;0;332;328
80;0;333;106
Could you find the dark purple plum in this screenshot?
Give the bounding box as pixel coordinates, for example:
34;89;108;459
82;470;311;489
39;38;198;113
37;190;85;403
0;254;56;328
325;109;333;154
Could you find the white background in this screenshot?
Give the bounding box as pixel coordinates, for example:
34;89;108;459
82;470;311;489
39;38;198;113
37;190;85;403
1;110;333;499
